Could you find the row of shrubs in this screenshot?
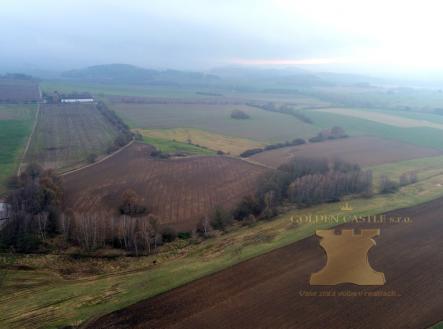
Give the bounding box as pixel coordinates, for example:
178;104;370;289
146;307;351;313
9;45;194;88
95;102;134;154
240;126;348;158
308;126;348;143
247;102;314;124
240;138;306;157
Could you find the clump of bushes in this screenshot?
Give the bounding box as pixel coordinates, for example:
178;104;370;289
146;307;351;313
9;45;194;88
86;153;97;164
230;109;250;119
231;157;372;221
379;175;399;194
177;232;192;240
119;189;147;216
247;102;314;124
161;227;177;243
309;126;348;143
399;171;418;186
0;164;63;252
240;148;265;157
210;207;232;231
192;158;371;238
150;149;171;159
240;138;306;157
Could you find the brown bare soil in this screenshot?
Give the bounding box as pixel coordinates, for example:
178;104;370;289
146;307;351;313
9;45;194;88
0;79;40;103
62;143;268;230
250;136;442;168
85;197;443;329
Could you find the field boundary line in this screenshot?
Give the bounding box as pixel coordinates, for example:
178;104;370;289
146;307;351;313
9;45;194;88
60;140;135;177
427;320;443;329
17;102;40;176
240;157;275;170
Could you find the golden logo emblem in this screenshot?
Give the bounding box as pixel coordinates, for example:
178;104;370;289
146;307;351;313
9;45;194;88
310;229;386;286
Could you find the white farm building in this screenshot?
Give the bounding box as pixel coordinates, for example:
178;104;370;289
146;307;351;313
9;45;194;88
61;98;94;103
0;201;10;220
60;92;94;103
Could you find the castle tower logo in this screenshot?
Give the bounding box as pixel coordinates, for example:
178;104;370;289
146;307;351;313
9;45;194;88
310;229;386;286
340;202;353;211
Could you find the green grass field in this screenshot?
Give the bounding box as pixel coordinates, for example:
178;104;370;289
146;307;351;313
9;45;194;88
136;128;264;156
0;104;36;194
141;135;215;155
41;80;211;98
389;110;443;123
307;86;443;110
3;156;443;328
41;80;331;106
306;110;443;150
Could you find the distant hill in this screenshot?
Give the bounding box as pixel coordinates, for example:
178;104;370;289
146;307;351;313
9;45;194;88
315;72;385;86
210;66;392;88
61;64;387;89
0;73;36;81
61;64;221;86
211;66;334;87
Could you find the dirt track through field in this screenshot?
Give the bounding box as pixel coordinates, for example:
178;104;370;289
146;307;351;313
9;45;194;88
17;103;40;176
85;197;443;329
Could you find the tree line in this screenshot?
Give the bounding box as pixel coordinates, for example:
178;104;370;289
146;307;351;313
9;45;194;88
0;165;63;252
240;138;306;157
308;126;348;142
0;167;178;255
202;158;373;231
240;126;348;158
247;102;314;124
0;158;416;255
95;101;134;154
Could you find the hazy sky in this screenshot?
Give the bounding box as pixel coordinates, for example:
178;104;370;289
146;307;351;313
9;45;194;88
2;0;443;77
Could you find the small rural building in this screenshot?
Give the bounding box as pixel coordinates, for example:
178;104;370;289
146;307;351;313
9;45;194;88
60;92;94;103
0;200;10;221
44;91;94;104
61;98;94;103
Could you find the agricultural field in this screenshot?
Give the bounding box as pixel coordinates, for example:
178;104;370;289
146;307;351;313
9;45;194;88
24;103;120;171
7;78;443;329
249;136;442;168
302;109;443;150
109;103;320;142
307;85;443;110
41;81;208;98
4;155;443;329
316;107;443;129
0;104;37;194
41;80;330;106
0;79;40;103
141;135;215;156
319;106;443;124
87;196;443;329
62;143;267;231
136;128;264;156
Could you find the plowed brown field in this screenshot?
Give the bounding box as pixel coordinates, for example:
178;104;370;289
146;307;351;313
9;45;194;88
85;197;443;329
0;79;40;102
250;136;442;168
63;143;268;230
